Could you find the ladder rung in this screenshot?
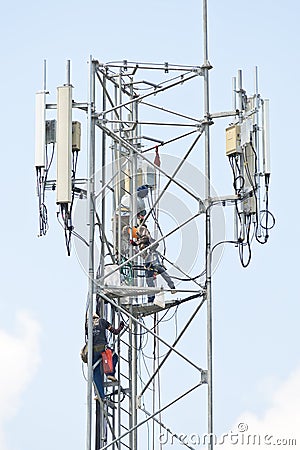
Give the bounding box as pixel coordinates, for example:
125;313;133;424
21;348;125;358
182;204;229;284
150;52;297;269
103;380;119;387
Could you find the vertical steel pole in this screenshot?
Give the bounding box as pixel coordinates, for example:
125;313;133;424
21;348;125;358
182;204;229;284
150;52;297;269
99;69;106;450
132;320;138;450
100;72;107;292
117;70;123;263
86;56;96;450
131;94;138;450
203;1;213;449
203;0;211;199
127;81;138;450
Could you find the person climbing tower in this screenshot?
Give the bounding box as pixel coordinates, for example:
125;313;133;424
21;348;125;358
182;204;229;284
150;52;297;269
114;185;150;257
131;225;176;303
91;314;124;402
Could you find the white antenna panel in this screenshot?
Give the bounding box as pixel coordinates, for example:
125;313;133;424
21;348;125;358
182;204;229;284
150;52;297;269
56;85;72;204
262;99;270;175
35;92;46;168
240;117;252;147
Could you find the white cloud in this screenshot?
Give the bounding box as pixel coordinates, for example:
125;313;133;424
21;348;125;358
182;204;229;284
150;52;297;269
0;311;41;450
226;368;300;449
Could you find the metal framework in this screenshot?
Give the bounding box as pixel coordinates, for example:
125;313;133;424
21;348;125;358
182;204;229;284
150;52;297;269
34;2;273;450
85;56;209;450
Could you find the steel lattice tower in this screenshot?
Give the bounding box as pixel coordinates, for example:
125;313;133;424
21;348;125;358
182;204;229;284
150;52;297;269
34;2;272;450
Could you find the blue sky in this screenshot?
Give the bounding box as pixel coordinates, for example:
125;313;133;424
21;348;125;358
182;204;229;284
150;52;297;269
0;0;299;449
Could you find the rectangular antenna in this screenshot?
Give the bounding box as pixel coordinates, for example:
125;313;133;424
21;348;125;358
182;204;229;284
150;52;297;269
56;85;72;204
262;99;270;175
72;121;81;151
232;77;236;111
238;69;243;111
35;92;46;168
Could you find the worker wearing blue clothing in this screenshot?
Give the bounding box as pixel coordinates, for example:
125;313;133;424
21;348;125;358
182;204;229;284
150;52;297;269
92;314;124;400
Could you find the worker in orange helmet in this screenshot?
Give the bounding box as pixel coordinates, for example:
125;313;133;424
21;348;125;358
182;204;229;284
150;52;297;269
131;225;176;303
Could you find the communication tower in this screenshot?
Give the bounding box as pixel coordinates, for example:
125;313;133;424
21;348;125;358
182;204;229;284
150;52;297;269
34;2;274;450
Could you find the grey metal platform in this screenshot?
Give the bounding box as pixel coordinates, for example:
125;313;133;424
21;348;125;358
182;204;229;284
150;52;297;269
101;285;163;297
96;281;205;316
121;298;181;317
